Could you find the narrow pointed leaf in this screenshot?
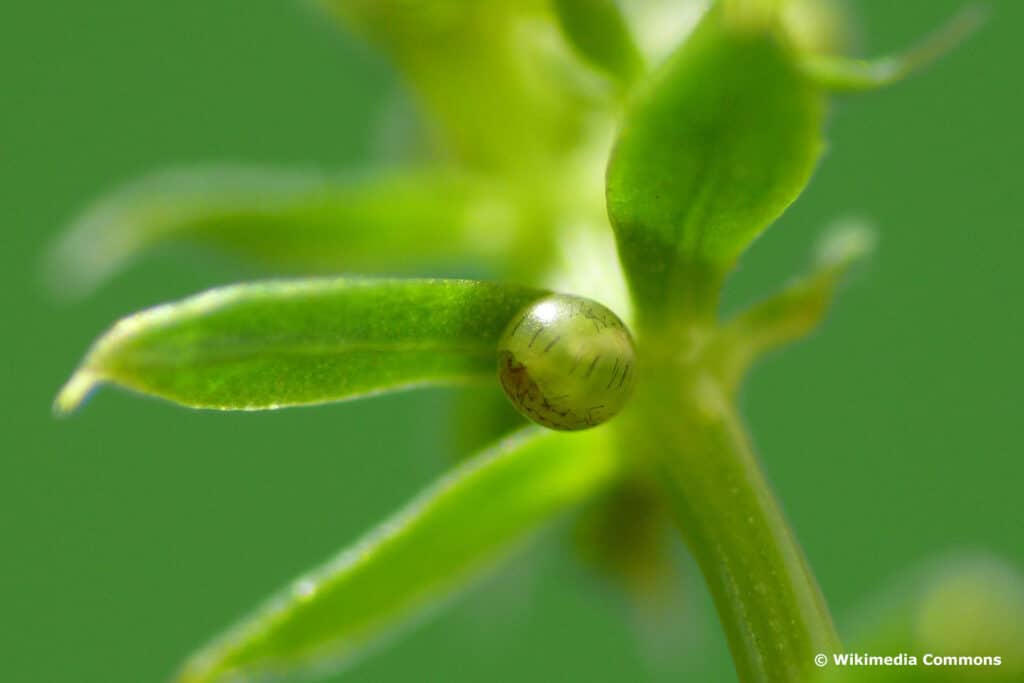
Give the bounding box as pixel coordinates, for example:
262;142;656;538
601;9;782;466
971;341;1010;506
47;166;518;297
56;279;545;413
607;7;825;320
801;6;985;93
176;427;620;683
714;221;875;389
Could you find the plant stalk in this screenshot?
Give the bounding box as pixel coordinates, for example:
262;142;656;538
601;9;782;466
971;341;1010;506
628;357;840;682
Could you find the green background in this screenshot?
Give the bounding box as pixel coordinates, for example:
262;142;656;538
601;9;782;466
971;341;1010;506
2;1;1020;681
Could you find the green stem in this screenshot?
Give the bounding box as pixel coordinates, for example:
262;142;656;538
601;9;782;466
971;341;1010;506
629;360;840;682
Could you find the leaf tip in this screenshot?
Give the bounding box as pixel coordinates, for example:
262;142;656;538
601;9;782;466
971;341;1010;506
814;218;876;272
801;4;987;93
43;205;125;301
54;370;100;416
892;3;988;78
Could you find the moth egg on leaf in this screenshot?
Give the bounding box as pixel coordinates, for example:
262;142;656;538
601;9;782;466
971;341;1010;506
497;294;637;431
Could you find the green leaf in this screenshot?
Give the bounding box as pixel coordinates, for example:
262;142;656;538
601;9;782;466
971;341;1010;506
606;6;825;322
800;6;985;93
321;1;589;172
175;427;621;683
553;0;644;87
46;167;519;297
55;279;545;414
713;220;875;390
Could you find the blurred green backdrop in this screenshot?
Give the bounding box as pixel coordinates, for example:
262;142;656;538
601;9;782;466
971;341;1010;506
2;1;1021;681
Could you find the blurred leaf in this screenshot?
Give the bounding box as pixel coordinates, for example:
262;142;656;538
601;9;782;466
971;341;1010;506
55;279;544;413
553;0;644;87
573;476;674;597
176;426;620;683
713;220;875;390
321;1;588;172
606;6;825;321
816;554;1024;682
47;166;519;297
801;5;985;93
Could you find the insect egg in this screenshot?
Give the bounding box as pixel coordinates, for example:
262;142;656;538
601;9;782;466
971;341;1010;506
497;294;636;431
